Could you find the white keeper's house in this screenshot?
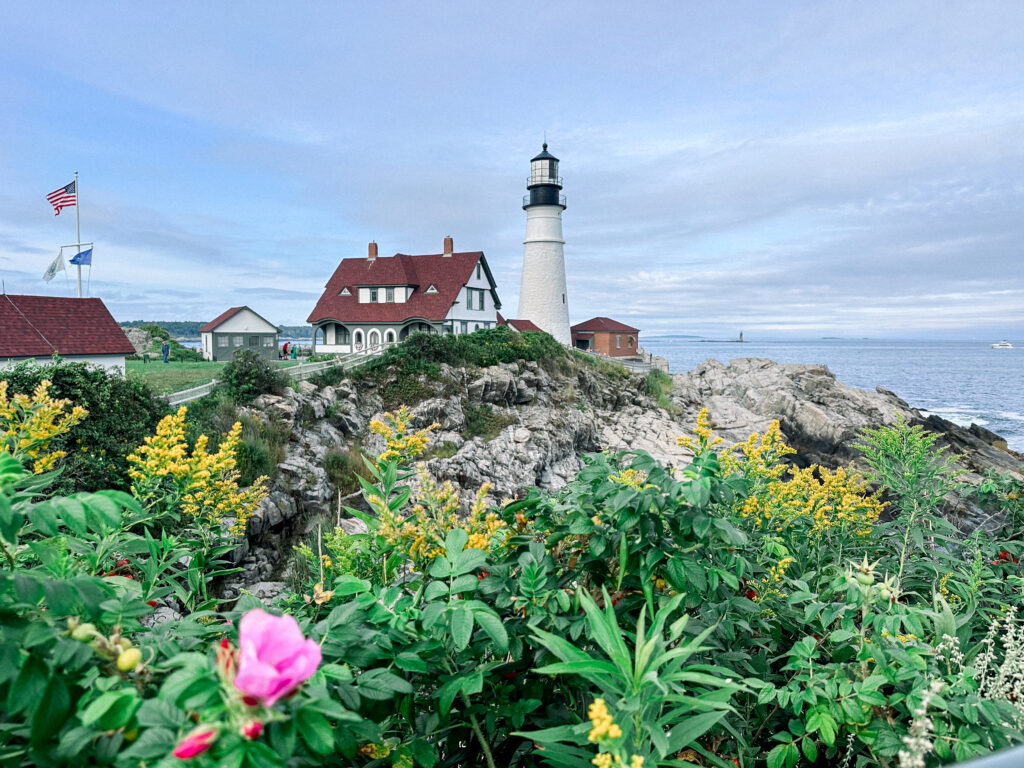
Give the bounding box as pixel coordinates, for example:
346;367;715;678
199;306;280;362
0;294;135;372
307;237;501;354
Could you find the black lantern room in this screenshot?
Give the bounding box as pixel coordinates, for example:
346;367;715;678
523;143;566;210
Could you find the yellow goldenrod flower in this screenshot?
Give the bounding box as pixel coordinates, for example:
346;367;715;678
0;379;87;473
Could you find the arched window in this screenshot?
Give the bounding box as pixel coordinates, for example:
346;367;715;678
368;329;381;349
336;324;350;344
628;336;635;348
385;329;396;344
354;330;364;350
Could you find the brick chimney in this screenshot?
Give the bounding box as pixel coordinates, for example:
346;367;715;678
368;241;378;261
443;235;453;257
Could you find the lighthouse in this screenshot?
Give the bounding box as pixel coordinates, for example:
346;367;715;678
518;143;571;345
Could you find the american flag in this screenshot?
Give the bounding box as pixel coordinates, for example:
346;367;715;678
46;180;77;216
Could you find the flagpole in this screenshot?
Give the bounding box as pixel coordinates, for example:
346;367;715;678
74;171;81;298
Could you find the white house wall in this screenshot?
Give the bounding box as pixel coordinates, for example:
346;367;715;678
445;257;499;329
1;355;127;374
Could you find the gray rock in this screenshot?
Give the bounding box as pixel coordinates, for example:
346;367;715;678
141;606;182;628
338;517;369;536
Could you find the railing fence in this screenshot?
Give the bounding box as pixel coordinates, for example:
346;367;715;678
162;348;386;406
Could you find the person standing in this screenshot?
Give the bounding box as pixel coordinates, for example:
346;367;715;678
161;340;170;364
290;343;298;360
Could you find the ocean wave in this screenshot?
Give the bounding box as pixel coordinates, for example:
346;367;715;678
998;412;1024;421
920;409;989;427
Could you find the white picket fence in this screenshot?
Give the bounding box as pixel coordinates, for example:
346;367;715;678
163;348;386;407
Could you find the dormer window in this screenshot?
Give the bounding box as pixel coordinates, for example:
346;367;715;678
370;289;378;302
386;287;394;303
339;287;351;296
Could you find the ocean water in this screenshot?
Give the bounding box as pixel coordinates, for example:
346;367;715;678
644;337;1024;453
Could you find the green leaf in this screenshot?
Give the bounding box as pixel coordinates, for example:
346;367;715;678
31;673;69;746
119;727;177;760
6;653;48;716
297;708;334;755
437;678;461;717
666;710;727;753
356;668;412;700
410;738;438;768
801;737;819;762
450;605;474;651
830;629;857;644
136;698;187;728
767;743;788;768
332;575;370;596
394;652;430;673
79;691;139;730
53;497;88;535
423;580;448;602
473;609;508;653
444;528;469;557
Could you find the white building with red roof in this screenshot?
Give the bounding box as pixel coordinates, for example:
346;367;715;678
0;294;135;372
199;306;279;362
307;236;501;354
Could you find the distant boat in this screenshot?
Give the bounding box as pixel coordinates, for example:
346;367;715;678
991;340;1014;349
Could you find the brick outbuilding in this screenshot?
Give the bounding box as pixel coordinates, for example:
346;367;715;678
571;317;640;357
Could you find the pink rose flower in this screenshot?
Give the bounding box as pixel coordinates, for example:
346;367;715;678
172;727;218;759
233;609;321;706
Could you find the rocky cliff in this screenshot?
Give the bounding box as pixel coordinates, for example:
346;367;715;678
225;355;1021;594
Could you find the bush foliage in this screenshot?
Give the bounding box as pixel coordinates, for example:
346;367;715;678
0;360;166;493
221;349;289;405
2;383;1023;767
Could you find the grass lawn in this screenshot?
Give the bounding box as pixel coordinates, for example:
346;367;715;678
126;358;302;394
126;360;227;394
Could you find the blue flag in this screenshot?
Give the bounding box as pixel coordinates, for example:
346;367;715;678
69;248;92;266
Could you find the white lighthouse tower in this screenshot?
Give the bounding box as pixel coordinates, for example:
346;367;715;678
518;143;571;345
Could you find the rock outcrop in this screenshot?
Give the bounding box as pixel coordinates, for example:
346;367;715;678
120;327;151;356
225;355;1021;593
668;358;1021;482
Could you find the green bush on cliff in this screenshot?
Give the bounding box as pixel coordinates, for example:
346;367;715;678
312;327;568;404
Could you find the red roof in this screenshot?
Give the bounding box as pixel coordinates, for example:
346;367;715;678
199;306;278;333
497;313;544;333
571;316;640;334
199;306;244;332
307;251;499;324
0;294;135;358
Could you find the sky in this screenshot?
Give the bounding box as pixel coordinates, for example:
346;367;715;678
1;2;1023;339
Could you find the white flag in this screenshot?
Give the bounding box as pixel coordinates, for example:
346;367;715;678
42;252;66;282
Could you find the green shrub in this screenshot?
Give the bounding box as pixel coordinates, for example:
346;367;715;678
236;415;288;486
182;388;240;449
221;348;288;404
462;402;517;441
422;441;459;460
0;359;166;493
644;368;676;413
323;442;371;494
